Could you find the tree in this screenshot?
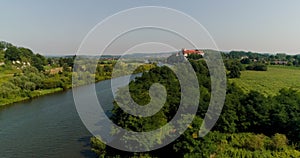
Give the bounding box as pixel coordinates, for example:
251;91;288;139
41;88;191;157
19;47;34;61
32;55;44;71
62;63;70;72
246;63;267;71
90;137;107;158
240;58;251;64
271;133;288;150
42;77;62;89
187;53;203;60
241;91;270;133
4;46;21;61
269;88;300;142
173;116;203;155
228;65;241;78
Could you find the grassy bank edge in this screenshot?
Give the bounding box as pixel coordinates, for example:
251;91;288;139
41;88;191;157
0;75;113;107
0;88;63;107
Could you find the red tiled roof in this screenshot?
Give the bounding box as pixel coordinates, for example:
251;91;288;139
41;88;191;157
183;49;204;55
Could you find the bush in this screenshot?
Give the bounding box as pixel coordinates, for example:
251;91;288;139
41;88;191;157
228;65;241;78
246;63;267;71
241;58;251;64
245;134;266;151
42;78;62;89
90;137;106;158
271;133;288;150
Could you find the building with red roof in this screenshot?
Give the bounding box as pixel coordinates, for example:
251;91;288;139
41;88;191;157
181;48;204;57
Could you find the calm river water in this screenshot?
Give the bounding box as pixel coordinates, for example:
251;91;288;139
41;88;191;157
0;74;139;158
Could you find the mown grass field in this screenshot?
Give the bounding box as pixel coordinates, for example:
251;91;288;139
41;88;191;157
230;65;300;96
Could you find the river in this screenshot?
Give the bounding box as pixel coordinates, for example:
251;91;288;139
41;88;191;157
0;74;140;158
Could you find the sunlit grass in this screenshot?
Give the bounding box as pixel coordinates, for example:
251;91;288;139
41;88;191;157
230;66;300;96
0;88;63;106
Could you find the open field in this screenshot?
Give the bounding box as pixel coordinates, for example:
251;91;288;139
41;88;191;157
230;65;300;96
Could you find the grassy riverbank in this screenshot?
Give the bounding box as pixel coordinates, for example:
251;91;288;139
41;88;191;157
0;88;63;106
0;63;154;107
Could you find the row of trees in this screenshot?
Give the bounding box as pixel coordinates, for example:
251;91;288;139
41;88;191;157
223;50;300;66
224;58;268;79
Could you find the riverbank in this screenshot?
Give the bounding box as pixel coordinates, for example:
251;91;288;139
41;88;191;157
0;88;64;107
0;75;114;107
0;64;154;107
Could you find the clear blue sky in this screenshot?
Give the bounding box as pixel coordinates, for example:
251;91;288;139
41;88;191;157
0;0;300;55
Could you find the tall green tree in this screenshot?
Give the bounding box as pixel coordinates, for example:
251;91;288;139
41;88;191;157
228;65;241;78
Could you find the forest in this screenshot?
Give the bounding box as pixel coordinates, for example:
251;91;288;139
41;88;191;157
91;51;300;157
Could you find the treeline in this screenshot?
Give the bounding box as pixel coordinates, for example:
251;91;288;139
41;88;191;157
91;58;300;157
224;59;267;79
215;85;300;141
221;50;300;78
223;50;300;66
175;50;271;79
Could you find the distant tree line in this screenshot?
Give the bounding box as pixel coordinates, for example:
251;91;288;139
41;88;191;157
223;50;300;66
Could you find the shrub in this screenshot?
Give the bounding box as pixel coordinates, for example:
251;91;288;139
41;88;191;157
271;133;288;150
246;63;267;71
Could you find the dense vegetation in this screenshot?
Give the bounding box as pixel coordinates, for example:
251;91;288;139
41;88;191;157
0;41;154;106
0;41;71;105
91;52;300;157
222;50;300;79
2;41;300;157
223;50;300;66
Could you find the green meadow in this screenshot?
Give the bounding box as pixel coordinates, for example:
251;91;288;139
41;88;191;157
230;65;300;96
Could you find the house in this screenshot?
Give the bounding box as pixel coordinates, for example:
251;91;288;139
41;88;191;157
272;60;288;65
181;48;205;57
241;56;249;59
49;67;63;74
